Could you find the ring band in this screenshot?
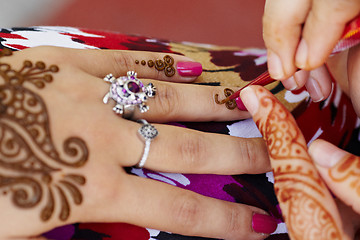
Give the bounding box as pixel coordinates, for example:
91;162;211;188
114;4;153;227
136;119;158;168
103;71;156;119
122;105;135;119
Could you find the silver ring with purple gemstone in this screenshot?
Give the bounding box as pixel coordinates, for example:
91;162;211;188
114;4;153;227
136;119;158;168
102;71;156;119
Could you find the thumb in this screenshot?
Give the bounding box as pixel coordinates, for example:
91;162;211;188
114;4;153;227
309;139;360;214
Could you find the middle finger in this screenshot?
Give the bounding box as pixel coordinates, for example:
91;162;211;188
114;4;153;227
131;79;251;122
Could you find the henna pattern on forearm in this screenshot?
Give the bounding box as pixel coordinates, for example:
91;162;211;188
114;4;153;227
135;55;176;77
329;154;360;195
214;88;237;110
253;87;342;239
0;48;88;222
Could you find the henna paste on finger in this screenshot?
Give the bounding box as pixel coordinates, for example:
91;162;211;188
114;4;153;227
214;88;237;110
147;60;154;68
0;49;88;222
135;55;175;77
252;87;343;239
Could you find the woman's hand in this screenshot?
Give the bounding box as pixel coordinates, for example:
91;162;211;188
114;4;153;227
0;46;276;240
240;85;359;239
262;0;360;80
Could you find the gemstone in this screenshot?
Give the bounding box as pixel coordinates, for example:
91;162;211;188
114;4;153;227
127;81;140;93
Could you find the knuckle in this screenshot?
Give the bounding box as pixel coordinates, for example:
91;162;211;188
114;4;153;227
153;83;180;119
224;207;252;239
178;132;208;170
171;194;202;230
241;140;260;171
111;52;134;76
241;139;270;173
226;208;242;235
24;46;66;64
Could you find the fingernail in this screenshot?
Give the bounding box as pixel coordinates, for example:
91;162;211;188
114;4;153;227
239;87;259;116
306;77;324;102
252;213;278;234
281;76;298;91
309;140;347;168
235;97;247;111
176;61;202;77
296;38;308;69
267;50;284;80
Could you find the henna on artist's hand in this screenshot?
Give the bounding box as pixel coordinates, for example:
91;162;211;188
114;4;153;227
240;86;349;240
309;139;360;215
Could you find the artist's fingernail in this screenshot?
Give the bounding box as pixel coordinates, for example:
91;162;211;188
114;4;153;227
267;50;284;80
282;76;298;91
296;38;308;69
309;140;347;168
176;61;202;77
306;77;324;102
252;213;278;234
235;97;247;111
240;87;259;115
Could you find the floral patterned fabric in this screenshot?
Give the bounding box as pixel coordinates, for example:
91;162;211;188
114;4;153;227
0;26;359;240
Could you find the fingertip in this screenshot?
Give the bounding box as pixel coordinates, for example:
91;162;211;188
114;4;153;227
267;50;285;80
252;213;278;235
306;65;333;102
240;87;259;116
305;77;325;102
309;139;347;168
281;76;298;91
295;38;308;69
176;61;202;79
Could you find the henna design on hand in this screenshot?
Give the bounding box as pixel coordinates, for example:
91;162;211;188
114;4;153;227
214;88;237;110
0;49;88;222
329;154;360;195
252;87;342;239
135;55;175;77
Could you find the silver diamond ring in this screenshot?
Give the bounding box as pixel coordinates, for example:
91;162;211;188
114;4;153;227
136;119;158;168
103;71;156;119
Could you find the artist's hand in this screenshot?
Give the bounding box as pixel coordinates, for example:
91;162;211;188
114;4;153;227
262;0;360;80
308;139;360;239
240;85;359;239
280;43;360;114
0;46;276;240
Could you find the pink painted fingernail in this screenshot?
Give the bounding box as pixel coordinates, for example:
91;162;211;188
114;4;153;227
252;213;278;234
176;62;202;77
235;97;247;111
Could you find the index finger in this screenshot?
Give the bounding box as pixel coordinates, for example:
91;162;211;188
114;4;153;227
20;46;203;82
296;0;360;70
262;0;311;80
